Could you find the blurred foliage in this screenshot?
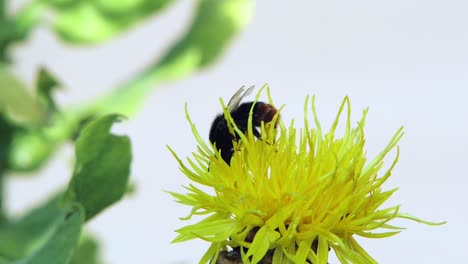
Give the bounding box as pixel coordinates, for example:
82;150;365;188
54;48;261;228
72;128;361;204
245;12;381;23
45;0;173;44
10;206;83;264
5;0;253;173
0;115;131;263
68;234;102;264
36;68;61;117
0;0;253;263
0;194;63;259
66;115;131;221
0;67;46;126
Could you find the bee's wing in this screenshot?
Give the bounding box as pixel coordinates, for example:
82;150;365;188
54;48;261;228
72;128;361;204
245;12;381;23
227;85;255;110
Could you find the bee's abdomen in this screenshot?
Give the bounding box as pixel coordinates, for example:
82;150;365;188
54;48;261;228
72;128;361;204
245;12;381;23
254;102;279;126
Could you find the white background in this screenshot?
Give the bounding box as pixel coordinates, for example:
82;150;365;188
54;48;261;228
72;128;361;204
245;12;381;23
7;0;468;263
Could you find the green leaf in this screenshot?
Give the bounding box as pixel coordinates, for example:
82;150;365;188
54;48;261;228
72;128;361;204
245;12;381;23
0;193;64;260
0;114;17;172
42;0;75;8
36;67;61;115
7;127;63;173
95;0;254;116
66;114;132;221
94;0;171;17
0;66;46;126
0;114;130;261
47;0;173;44
69;233;102;264
0;256;9;264
12;204;84;264
155;0;254;80
1;68;67;173
0;67;62;172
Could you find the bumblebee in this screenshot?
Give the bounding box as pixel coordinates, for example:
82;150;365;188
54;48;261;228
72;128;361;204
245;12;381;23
209;86;279;163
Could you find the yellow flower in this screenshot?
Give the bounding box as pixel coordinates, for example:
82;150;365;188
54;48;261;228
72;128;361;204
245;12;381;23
169;87;444;264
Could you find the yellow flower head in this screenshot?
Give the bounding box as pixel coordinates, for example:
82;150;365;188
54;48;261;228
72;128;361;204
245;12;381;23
169;87;444;264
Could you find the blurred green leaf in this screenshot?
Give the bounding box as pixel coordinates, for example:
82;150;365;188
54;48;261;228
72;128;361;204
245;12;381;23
66;114;131;221
0;256;9;264
42;0;76;8
1;0;44;61
0;67;67;173
96;0;254;115
36;67;61;115
0;114;131;261
95;0;150;15
7;127;63;173
47;0;173;44
0;66;46;126
0;114;17;172
12;205;84;264
0;193;64;259
95;0;170;17
156;0;254;75
69;234;102;264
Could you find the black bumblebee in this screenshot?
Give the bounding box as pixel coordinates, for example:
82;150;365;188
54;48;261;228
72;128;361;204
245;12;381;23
209;86;279;163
